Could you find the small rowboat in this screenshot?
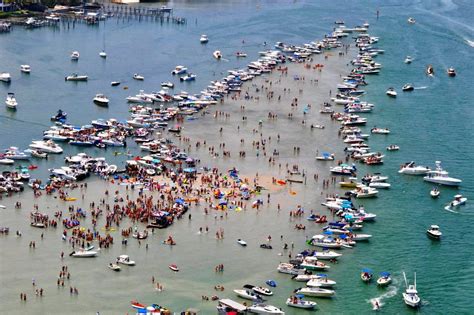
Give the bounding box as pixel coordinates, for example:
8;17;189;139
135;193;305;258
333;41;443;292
169;264;179;272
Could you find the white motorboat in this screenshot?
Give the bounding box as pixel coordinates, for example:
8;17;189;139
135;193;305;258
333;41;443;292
371;127;390;134
161;82;174;88
171;65;187;75
70;51;80;60
308;235;343;249
402;272;421;308
361;269;373;282
108;263;121;271
350;233;372;241
70;250;97;257
386;144;400;151
407;17;416;24
426;225;442;239
0;158;14;165
117;254;136;266
369;182;391;189
351;187;378;198
300;258;330;271
312;250;342;260
99;50;107;58
398;161;430;175
286;297;317;309
247;303;284;314
213;50;222;59
237;239;247;246
29;140;63;154
20;65;31;73
26;149;48;159
133;73;144;81
404;56;413;64
65;73;88;81
277;263;305;275
0;72;11;82
386;88;397;97
233;289;265;301
430;188;440;198
423;161;462;186
446;194;467;208
200;34;208;44
295;287;335;298
447;67;456;77
245;285;273;296
5;93;17;109
93;94;109;106
316;152;335;161
236;52;247;57
402;83;414;91
306;276;337;288
180;73;196;81
377;272;392;286
111;81;120;86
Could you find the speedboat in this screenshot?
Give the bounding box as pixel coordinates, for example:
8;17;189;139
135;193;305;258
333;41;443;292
361;268;373;282
171;65;187;75
161;82;174;88
300;257;330;271
286;296;317;309
29;140;63;154
111;81;120;86
0;158;14;165
408;17;416;24
99;50;107;58
0;72;11;82
430;188;440;198
233;289;265;301
351;186;378;198
133;73;144;80
70;250;97;257
20;65;31;73
169;264;179;272
213;50;222;59
237;239;247;246
117;254;135;265
402;272;421;308
247;303;284;314
70;51;80;60
316;152;335;161
295;287;335;298
386;88;397;97
306;276;337;288
180;73;196;81
398;161;430;175
402;83;414;91
312;250;342;260
426;225;442;239
5;93;17;109
447;194;467;208
93;94;109;106
65;73;88;81
108;263;121;271
404;56;413;64
243;285;273;296
447;67;456;77
369;182;390;189
386;144;400;151
426;65;434;76
277;263;305;275
371;127;390;134
423;161;461;186
377;272;392;286
200;34;208;44
26;149;48;159
236;52;247;57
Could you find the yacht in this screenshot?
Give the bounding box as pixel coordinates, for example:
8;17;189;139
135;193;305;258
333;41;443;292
29;140;63;154
0;72;11;82
402;83;414;91
99;50;107;58
426;225;442;239
70;51;80;60
5;93;17;109
20;65;31;73
386;87;397;97
171;65;187;75
93;94;109;106
200;34;208;43
447;67;456;77
213;50;222;59
161;82;174;88
423;161;461;186
65;73;88;81
402;272;421;308
398;161;431;175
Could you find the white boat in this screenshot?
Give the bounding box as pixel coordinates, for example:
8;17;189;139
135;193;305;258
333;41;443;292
286;297;317;309
251;286;273;296
446;194;467;208
26;149;48;159
70;51;80;60
237;239;247;246
430;188;440;198
133;73;144;80
93;94;109;106
404;56;413;64
402;83;414;91
171;65;187;75
316;152;335;161
111;81;120;86
423;161;462;186
402;272;421;308
70;250;97;257
180;73;196;81
306;276;337;288
99;50;107;58
426;225;442;239
407;17;416;24
377;272;392;286
386;88;397;97
29;140;63;154
351;187;378;198
236;52;247;57
213;50;222;59
5;93;17;109
369;182;391;189
161;81;174;88
247;303;284;314
65;73;88;81
371;127;390;134
313;250;342;260
295;287;335;298
386;145;400;151
233;289;265;301
300;257;330;271
277;263;305;275
108;263;121;271
0;72;11;82
0;158;14;165
200;34;208;44
350;233;372;241
117;254;136;266
308;235;343;249
361;269;373;282
20;65;31;73
398;161;430;175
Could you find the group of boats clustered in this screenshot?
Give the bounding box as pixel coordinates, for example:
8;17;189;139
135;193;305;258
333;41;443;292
0;15;465;315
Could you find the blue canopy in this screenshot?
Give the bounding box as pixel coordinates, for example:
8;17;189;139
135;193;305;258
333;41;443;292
362;268;373;273
323;231;333;235
380;271;391;276
183;167;196;173
339;234;348;239
317;274;328;277
295;294;305;299
175;198;185;205
137;309;147;314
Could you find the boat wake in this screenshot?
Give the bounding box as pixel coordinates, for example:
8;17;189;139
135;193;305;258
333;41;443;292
367;284;398;311
414;86;427;90
444;206;459;213
465;38;474;48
